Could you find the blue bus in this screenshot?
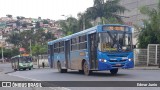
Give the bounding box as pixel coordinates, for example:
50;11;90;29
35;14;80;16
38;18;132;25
48;24;134;75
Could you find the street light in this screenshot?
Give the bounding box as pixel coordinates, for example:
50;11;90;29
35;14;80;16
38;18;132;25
29;39;32;56
25;36;32;56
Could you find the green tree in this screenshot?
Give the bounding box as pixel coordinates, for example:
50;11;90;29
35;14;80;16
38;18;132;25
16;16;25;20
19;30;34;50
6;14;12;18
59;17;78;36
85;0;126;24
43;20;49;24
138;0;160;48
0;48;19;58
35;22;40;28
6;33;21;48
77;12;93;30
45;32;55;41
32;44;47;68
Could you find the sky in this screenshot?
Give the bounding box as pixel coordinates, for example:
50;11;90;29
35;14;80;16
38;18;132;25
0;0;93;20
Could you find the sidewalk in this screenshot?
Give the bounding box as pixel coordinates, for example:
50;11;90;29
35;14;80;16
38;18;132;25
0;63;15;74
0;63;64;90
133;66;160;70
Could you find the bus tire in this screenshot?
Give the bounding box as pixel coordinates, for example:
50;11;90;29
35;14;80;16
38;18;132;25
83;61;90;76
29;68;31;70
42;62;45;68
79;70;84;73
57;62;67;73
62;69;67;73
110;68;118;75
23;68;26;70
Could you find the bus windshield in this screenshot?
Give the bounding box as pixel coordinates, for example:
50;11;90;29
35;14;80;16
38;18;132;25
98;32;132;52
19;57;32;63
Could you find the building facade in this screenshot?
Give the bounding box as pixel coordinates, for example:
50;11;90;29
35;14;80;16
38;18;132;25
120;0;158;26
119;0;158;45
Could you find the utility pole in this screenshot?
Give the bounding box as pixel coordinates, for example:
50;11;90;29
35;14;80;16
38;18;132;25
1;45;4;63
83;15;85;30
30;39;32;56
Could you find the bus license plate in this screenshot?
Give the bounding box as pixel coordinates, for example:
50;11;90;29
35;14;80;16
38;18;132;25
116;64;121;66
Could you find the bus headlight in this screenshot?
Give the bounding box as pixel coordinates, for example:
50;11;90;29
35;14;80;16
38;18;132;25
19;63;23;66
128;58;133;61
99;59;107;62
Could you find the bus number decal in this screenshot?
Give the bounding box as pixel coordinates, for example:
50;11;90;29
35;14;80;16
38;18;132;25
80;52;85;56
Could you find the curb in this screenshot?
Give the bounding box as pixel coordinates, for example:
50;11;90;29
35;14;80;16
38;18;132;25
0;68;15;74
4;70;16;74
131;67;160;70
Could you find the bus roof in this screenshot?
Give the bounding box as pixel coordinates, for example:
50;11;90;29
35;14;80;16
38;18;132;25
48;24;131;45
48;25;98;45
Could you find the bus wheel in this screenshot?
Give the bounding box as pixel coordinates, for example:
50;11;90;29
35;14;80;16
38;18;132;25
79;70;84;74
110;68;118;75
29;68;31;70
83;61;90;75
42;62;45;68
57;62;67;73
23;68;26;70
62;69;67;73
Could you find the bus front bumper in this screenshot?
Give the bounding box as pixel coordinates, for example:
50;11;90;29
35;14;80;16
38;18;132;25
19;65;33;69
98;61;134;70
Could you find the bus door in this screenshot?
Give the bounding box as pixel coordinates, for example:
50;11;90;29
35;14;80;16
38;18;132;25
50;45;53;68
88;33;98;69
65;40;70;68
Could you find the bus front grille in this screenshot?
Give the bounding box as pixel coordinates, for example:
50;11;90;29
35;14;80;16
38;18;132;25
112;64;124;67
109;59;127;62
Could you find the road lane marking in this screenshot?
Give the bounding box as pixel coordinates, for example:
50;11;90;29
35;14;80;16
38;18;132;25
8;73;71;90
8;73;41;81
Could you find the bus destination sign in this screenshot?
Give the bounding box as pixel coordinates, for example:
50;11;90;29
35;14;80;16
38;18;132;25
103;26;125;31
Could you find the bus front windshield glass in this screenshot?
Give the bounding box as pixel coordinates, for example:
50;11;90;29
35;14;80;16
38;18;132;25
98;32;132;52
19;57;32;63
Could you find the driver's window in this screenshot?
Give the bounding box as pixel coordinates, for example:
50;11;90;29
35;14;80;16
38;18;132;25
98;33;114;51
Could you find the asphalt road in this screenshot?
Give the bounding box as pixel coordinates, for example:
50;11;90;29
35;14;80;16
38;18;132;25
0;63;68;90
1;63;160;90
7;68;160;90
8;68;160;81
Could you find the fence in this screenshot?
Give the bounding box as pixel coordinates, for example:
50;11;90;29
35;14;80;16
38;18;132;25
134;49;147;66
134;44;160;66
147;44;160;66
37;54;49;68
32;55;49;68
